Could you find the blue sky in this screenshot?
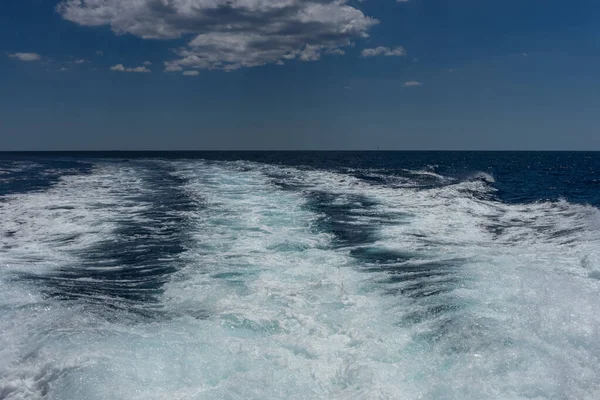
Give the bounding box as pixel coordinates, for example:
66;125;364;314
1;0;599;150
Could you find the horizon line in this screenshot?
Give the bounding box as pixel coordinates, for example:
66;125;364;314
1;150;599;153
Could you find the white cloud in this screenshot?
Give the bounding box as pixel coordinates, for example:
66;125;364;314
164;65;183;72
325;48;345;56
128;66;151;73
110;64;151;73
8;52;42;62
58;0;378;71
74;59;87;64
299;44;323;62
183;70;199;76
403;80;422;87
143;61;152;65
110;64;125;72
361;46;405;57
96;50;104;56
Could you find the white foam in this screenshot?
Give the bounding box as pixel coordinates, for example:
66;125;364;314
249;162;600;398
2;160;600;399
1;162;411;399
0;164;153;398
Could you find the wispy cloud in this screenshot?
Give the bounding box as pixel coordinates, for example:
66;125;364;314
110;64;151;73
164;65;183;72
128;66;151;73
361;46;405;57
8;52;42;62
403;80;422;87
182;70;199;76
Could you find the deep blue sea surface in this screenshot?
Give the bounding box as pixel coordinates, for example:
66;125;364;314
1;152;599;399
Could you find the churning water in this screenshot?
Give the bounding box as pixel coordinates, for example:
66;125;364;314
1;152;599;399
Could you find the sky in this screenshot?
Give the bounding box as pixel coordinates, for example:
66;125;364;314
1;0;599;150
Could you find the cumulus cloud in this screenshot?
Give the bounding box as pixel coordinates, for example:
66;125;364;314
110;64;125;72
110;64;151;73
8;52;42;62
182;70;199;76
57;0;378;71
403;80;422;87
361;46;405;57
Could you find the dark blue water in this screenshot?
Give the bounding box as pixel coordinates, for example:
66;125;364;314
3;151;599;205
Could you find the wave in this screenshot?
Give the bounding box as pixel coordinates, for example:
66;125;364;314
1;159;600;399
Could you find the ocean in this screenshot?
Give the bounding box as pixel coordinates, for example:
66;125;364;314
1;151;599;399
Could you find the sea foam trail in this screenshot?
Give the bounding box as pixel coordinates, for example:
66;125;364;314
0;161;412;399
1;160;600;399
259;162;600;399
0;164;151;398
